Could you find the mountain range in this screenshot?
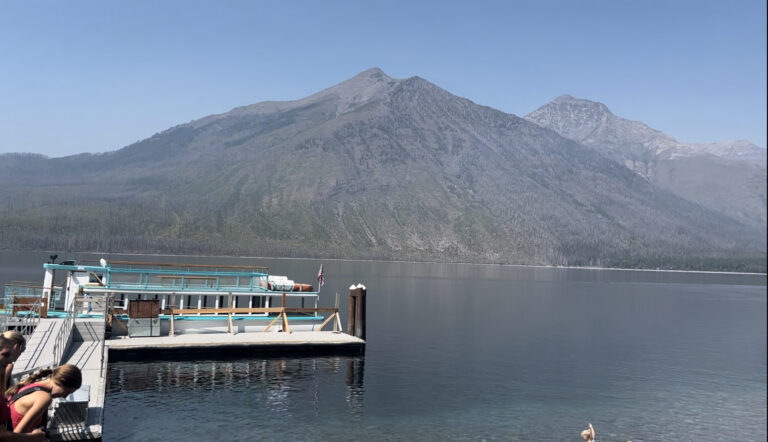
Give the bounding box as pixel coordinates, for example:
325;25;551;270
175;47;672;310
0;68;765;271
525;95;766;230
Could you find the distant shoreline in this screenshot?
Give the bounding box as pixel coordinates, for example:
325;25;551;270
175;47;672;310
11;249;766;277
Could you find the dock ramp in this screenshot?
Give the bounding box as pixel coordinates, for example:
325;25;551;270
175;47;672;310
48;318;106;441
12;318;106;441
13;318;70;376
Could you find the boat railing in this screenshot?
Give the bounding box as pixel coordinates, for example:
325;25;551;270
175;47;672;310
164;293;342;336
48;260;273;294
104;290;318;317
2;283;55;337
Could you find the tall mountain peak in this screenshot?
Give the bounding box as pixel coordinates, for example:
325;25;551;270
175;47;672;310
525;94;692;176
305;67;398;110
354;67;390;80
329;67;394;92
193;68;401;125
545;94;613;116
525;95;617;143
552;94;587;104
525;95;766;231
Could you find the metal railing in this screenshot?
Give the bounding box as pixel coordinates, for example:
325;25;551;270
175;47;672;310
45;260;281;295
51;296;77;367
51;294;107;364
2;283;58;337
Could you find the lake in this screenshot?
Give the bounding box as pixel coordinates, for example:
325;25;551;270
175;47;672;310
2;251;766;441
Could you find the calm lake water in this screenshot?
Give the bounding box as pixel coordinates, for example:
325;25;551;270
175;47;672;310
2;251;766;441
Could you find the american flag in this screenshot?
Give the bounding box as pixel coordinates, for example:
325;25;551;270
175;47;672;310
317;264;325;287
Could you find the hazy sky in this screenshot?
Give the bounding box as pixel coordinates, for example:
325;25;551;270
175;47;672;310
1;0;766;157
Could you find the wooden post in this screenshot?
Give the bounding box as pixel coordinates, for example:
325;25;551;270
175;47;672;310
348;285;367;339
357;286;366;340
282;312;291;334
335;312;343;332
334;293;340;332
282;293;291;333
348;288;358;336
227;293;234;334
170;293;176;337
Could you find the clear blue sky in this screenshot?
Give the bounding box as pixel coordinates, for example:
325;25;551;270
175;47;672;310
1;0;765;157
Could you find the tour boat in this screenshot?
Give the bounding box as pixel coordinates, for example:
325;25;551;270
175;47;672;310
33;259;327;335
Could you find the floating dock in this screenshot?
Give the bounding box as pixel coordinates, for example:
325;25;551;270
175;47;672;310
107;330;365;360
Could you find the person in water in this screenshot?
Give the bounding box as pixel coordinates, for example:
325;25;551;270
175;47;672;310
581;423;596;441
2;332;26;390
6;364;82;434
0;336;45;441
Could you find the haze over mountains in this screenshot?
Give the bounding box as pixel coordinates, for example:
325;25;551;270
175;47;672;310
1;68;765;271
525;95;766;231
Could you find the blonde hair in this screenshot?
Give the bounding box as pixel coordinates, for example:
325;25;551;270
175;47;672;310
3;330;26;348
0;335;12;350
5;364;82;398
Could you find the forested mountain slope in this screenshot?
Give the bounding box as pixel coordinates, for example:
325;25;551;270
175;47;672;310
1;69;764;271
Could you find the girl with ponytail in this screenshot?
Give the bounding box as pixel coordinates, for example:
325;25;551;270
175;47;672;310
6;364;82;434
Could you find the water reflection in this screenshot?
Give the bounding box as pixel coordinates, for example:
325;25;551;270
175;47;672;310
108;356;365;417
345;357;365;416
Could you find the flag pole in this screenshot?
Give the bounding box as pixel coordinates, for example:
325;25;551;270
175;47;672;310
316;264;325;296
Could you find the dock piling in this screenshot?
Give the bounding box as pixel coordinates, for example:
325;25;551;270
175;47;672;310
347;285;366;340
348;290;357;336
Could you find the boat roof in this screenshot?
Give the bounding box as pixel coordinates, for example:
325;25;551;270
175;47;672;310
43;260;318;297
